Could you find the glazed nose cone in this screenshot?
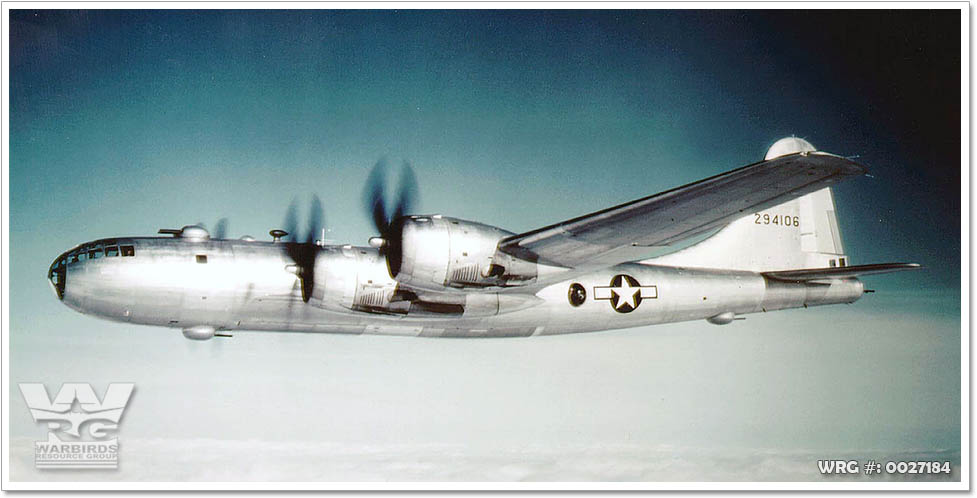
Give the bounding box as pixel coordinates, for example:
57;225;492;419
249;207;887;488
47;255;67;301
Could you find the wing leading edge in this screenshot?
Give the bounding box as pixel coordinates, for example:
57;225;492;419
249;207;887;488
498;151;867;270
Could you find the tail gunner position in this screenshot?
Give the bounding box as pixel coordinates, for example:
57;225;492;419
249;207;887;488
47;138;920;340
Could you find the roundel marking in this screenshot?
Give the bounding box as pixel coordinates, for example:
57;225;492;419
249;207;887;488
593;274;658;313
567;283;586;307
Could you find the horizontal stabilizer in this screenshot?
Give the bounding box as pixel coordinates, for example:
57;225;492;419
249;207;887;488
763;263;921;281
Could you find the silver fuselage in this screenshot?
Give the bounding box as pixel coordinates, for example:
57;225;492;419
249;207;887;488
48;237;863;338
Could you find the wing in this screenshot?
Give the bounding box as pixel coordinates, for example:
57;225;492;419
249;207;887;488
498;151;866;270
763;262;921;281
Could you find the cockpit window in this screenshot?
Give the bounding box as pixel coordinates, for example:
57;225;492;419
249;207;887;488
89;247;103;259
105;246;119;257
121;245;135;257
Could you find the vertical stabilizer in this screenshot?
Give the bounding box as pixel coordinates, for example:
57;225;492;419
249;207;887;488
648;138;851;272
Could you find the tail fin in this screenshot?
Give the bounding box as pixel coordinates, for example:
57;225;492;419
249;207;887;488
649;138;851;272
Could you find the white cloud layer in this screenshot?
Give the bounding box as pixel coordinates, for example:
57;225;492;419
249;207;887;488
8;437;960;482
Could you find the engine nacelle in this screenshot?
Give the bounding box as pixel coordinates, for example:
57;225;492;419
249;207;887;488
394;215;538;290
311;244;540;317
313;245;399;314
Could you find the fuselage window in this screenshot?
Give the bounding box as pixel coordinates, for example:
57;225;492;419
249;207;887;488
196;254;207;264
121;245;135;257
105;246;119;257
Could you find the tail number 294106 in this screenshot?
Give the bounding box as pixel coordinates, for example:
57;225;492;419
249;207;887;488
754;213;799;227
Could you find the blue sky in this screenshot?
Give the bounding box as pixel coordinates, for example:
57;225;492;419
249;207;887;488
7;10;962;481
9;10;961;289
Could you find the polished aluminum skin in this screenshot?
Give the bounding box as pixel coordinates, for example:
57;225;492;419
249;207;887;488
45;138;916;340
47;235;863;339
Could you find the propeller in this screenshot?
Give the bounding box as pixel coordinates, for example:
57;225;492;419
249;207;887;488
280;195;324;303
363;159;419;278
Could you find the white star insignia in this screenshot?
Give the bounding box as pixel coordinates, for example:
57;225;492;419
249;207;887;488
592;275;657;313
611;279;640;310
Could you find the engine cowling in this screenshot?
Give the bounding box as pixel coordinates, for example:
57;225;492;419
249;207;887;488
313;245;402;314
311;244;540;316
392;215;538;290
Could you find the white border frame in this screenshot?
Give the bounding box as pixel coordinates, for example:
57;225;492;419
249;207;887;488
0;2;969;491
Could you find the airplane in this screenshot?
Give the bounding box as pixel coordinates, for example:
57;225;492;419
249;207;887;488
46;137;920;340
